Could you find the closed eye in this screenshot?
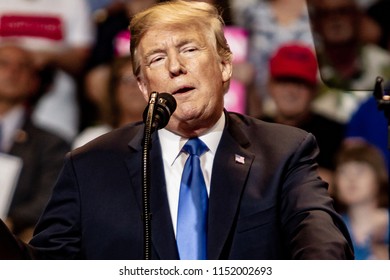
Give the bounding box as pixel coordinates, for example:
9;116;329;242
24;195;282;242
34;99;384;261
148;55;165;66
184;47;197;52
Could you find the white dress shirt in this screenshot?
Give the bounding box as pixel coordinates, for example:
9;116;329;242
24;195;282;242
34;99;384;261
158;113;225;235
0;106;25;153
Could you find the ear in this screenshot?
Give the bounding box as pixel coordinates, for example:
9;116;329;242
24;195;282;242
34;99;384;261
137;76;150;102
220;59;233;83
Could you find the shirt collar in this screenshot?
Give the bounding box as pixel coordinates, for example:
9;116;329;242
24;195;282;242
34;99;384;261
0;105;25;151
158;113;225;166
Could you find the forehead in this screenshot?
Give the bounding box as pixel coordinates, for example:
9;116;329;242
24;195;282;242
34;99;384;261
138;24;212;53
0;45;31;62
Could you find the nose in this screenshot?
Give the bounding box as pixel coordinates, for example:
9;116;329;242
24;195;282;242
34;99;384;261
167;51;186;77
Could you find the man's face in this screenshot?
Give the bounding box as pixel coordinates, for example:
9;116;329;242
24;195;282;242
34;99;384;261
135;25;232;136
0;45;37;104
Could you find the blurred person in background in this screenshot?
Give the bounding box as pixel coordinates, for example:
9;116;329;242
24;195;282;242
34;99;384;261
308;0;390;124
230;0;258;27
72;54;147;149
332;139;388;259
241;0;314;118
79;63;112;131
366;0;390;50
262;43;344;184
87;0;158;69
0;0;95;142
0;43;70;242
344;93;389;169
80;0;158;129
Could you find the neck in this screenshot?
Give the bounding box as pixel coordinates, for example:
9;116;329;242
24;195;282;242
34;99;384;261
347;200;377;224
347;201;379;243
168;112;223;139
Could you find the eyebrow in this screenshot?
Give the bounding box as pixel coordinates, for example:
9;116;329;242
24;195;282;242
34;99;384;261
143;48;165;62
143;38;198;61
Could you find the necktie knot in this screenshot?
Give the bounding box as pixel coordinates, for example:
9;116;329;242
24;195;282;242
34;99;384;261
182;138;208;157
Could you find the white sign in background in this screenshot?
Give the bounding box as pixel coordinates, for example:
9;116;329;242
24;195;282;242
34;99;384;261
0;153;22;219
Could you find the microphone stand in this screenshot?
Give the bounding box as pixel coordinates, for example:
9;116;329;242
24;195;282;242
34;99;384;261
373;76;390;150
372;76;390;260
142;91;159;260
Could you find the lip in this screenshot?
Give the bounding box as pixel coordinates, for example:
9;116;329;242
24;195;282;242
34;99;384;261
172;86;195;95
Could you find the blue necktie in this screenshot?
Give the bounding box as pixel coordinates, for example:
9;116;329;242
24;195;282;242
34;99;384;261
176;138;209;260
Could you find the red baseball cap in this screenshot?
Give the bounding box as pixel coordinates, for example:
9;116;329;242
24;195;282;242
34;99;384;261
269;43;318;85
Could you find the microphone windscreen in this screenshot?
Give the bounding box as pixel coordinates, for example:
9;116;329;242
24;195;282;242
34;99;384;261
155;93;176;129
143;92;177;130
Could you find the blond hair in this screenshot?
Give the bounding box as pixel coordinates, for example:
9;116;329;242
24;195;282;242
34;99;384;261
129;0;232;77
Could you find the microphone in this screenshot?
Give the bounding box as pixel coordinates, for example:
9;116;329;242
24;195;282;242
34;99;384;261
143;92;177;130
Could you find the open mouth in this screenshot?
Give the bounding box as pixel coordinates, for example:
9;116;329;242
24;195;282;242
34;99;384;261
172;87;195;95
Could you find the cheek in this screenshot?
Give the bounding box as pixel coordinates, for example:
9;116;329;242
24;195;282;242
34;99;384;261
335;176;350;193
271;91;286;103
359;175;379;195
137;78;152;101
143;71;171;92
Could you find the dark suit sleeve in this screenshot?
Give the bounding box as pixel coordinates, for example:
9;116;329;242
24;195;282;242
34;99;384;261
28;154;83;259
279;133;354;259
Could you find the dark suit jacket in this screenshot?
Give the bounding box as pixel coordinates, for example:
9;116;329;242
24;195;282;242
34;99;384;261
28;112;354;259
7;118;70;234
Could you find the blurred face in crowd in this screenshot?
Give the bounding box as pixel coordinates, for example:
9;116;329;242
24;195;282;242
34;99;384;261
85;65;110;109
335;161;379;207
115;61;146;119
0;45;37;108
311;0;359;46
136;25;232;137
269;77;315;121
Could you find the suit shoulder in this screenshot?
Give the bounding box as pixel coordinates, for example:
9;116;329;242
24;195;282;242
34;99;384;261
226;112;319;164
228;112;311;141
71;122;143;156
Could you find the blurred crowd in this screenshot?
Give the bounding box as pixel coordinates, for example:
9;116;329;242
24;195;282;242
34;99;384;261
0;0;388;259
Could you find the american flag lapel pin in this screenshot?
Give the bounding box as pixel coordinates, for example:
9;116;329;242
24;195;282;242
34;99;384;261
235;154;245;164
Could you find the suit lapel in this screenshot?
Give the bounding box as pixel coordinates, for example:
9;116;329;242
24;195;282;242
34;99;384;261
125;114;253;260
9;119;32;156
208;114;254;260
126;130;178;260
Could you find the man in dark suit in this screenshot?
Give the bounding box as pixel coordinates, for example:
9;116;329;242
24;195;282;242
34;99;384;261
0;0;353;259
0;43;70;242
